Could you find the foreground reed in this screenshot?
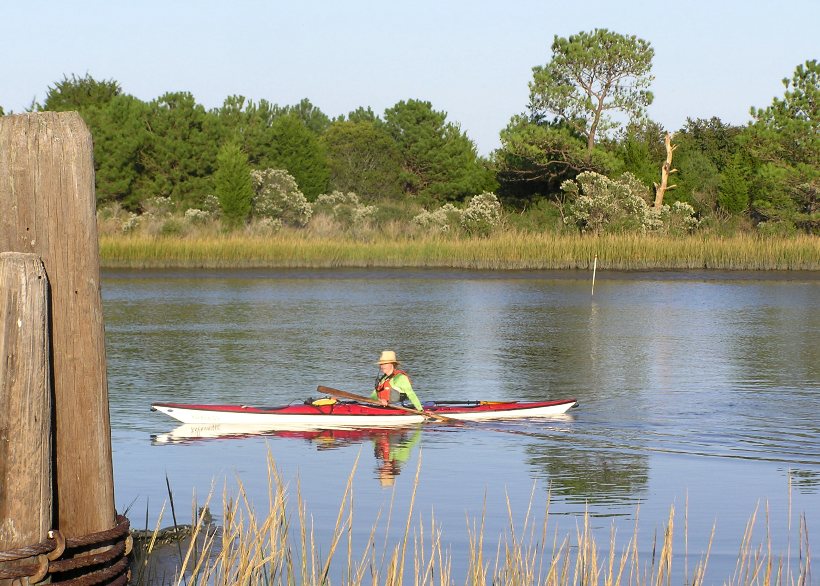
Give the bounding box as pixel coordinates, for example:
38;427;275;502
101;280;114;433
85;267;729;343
132;453;812;586
100;233;820;271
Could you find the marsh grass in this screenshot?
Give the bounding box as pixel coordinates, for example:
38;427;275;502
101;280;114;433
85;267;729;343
101;232;820;271
133;453;812;585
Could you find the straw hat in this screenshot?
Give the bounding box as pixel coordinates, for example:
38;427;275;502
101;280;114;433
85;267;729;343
376;350;399;365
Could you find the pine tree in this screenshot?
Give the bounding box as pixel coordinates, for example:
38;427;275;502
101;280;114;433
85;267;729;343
268;113;330;200
747;60;819;231
322;120;403;200
718;156;750;214
139;92;219;208
214;143;253;228
384;99;495;203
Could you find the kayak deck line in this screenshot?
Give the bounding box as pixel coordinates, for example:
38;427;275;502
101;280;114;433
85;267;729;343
151;398;578;428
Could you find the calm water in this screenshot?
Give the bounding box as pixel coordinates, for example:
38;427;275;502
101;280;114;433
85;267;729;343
104;269;819;582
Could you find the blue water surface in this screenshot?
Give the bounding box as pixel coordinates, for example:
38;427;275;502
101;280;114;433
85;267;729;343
104;269;820;582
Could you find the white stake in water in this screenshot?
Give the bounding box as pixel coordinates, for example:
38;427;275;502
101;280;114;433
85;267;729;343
591;254;597;296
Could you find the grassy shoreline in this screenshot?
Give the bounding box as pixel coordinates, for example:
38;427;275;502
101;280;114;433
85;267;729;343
100;233;820;271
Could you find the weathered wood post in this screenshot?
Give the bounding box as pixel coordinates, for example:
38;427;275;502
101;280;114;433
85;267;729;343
0;253;52;554
0;112;115;538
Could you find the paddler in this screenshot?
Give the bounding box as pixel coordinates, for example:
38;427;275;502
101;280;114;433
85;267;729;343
371;350;423;411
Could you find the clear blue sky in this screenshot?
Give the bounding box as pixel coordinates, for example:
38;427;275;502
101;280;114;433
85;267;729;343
3;0;817;154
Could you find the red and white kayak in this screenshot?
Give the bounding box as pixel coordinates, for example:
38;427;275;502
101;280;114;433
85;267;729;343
151;398;578;428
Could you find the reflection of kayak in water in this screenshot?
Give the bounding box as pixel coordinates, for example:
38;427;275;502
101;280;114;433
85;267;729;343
151;423;423;488
151;422;422;445
151;398;578;428
152;422;277;444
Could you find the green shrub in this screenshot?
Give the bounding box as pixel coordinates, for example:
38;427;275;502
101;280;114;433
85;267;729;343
371;200;421;225
757;220;798;236
504;198;563;233
160;219;184;236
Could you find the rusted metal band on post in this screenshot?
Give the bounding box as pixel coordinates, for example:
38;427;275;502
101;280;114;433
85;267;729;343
0;555;47;582
62;515;130;551
49;539;126;573
0;554;49;581
50;556;130;586
0;544;51;563
0;529;63;563
0;530;64;581
0;515;130;584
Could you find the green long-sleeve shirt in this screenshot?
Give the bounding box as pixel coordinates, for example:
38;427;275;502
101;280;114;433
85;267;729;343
370;372;422;411
385;427;422;463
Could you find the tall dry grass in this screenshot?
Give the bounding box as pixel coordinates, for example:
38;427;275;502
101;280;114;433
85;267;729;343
101;232;820;271
132;454;812;585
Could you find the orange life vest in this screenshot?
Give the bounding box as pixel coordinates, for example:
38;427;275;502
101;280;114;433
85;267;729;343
374;434;391;461
375;368;411;403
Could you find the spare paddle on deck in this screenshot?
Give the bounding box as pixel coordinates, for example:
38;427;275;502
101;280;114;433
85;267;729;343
317;385;461;424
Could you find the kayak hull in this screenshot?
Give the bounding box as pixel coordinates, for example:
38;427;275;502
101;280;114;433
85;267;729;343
151;399;577;428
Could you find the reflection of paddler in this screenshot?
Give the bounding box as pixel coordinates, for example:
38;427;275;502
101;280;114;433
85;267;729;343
373;427;421;487
378;461;399;487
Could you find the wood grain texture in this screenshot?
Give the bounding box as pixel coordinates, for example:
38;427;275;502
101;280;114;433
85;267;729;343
0;112;114;538
0;253;51;550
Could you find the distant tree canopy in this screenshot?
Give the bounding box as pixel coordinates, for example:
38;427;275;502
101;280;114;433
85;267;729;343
496;29;652;204
529;29;654;151
746;59;819;231
90;94;151;209
28;49;818;234
273;98;331;135
346;106;382;124
492;30;816;233
266;113;330;201
138;92;219;208
36;75;496;213
42;73;122;112
616;118;666;189
39;74;148;208
322;120;403;201
384;99;496;203
495;115;618;203
671;117;746;213
214;95;279;167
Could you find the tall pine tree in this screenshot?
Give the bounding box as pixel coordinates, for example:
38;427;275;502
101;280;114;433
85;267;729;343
384;99;495;203
214;143;253;227
268;113;329;200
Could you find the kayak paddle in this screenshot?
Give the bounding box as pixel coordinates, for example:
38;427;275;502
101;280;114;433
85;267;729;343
316;385;461;424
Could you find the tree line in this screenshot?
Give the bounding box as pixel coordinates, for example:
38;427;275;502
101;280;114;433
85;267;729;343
3;29;817;235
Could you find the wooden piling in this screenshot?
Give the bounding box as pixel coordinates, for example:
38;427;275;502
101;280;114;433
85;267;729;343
0;253;52;551
0;112;115;538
